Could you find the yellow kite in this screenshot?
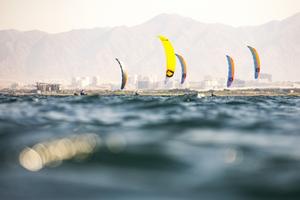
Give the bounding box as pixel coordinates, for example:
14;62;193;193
158;35;176;78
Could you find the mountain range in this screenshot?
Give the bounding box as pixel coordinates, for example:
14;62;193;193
0;13;299;85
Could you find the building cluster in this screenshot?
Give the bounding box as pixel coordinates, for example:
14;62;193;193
127;75;188;90
36;82;61;94
68;73;276;90
70;75;188;90
71;76;101;88
189;73;274;90
4;72;300;93
68;73;273;90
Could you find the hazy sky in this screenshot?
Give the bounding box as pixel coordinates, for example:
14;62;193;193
1;0;300;33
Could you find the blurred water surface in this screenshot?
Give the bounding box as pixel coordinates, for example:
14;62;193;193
1;94;300;200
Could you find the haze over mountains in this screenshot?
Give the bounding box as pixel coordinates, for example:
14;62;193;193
0;13;299;85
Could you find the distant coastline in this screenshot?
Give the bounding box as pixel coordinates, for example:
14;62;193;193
1;88;299;97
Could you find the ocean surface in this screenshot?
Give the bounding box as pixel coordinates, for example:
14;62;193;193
0;94;300;200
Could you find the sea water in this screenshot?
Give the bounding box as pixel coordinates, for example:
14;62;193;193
0;94;300;200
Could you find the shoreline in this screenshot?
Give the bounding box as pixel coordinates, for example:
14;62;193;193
1;88;300;97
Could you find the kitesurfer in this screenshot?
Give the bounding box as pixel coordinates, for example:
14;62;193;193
80;90;87;96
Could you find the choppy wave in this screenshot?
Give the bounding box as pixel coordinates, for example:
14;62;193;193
0;94;300;199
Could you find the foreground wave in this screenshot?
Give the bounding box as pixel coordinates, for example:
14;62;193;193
0;95;300;199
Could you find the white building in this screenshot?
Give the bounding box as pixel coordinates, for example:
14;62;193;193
71;77;91;88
